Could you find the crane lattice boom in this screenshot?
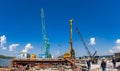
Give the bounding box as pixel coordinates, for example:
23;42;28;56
41;8;51;58
76;28;92;57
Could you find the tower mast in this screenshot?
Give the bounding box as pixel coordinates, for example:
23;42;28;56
41;8;51;58
69;20;75;59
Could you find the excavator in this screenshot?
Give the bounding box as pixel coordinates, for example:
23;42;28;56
76;27;98;64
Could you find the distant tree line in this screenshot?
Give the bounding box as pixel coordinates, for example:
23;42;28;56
0;54;14;59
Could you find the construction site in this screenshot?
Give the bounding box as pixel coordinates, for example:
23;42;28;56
0;8;120;71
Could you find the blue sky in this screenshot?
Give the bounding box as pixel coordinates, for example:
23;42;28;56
0;0;120;57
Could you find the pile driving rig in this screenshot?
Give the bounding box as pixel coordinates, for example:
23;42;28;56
64;20;75;59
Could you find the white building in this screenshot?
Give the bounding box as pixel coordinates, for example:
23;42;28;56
16;52;30;59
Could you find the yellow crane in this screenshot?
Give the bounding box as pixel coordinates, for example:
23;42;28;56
63;19;75;59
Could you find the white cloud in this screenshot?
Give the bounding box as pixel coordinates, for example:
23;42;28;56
55;51;60;56
21;43;33;53
0;35;6;48
109;46;120;54
89;37;96;45
9;44;19;51
109;39;120;54
2;47;7;50
115;39;120;45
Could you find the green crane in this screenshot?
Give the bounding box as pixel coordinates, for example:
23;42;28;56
41;8;51;58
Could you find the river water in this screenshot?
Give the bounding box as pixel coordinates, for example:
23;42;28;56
0;58;11;67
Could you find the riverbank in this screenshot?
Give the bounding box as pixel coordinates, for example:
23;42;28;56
0;58;11;67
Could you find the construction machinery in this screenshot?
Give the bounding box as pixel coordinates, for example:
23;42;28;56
76;28;98;63
40;8;51;58
114;52;120;62
63;20;75;59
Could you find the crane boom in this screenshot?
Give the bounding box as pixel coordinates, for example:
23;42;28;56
92;51;97;57
76;27;98;63
76;28;92;57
